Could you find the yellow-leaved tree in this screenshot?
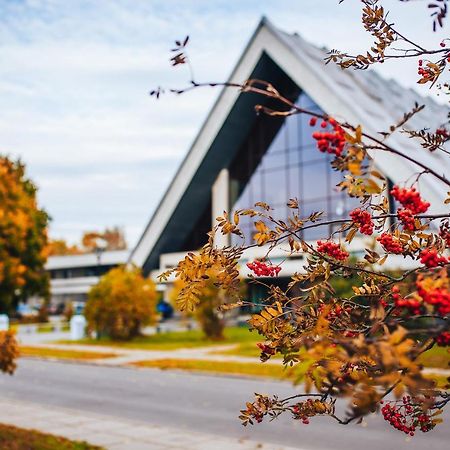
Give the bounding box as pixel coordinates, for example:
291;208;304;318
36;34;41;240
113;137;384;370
0;156;50;315
85;266;157;340
169;266;246;340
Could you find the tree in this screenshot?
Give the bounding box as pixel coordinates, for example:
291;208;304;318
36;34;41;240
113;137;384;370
0;156;49;315
85;266;157;340
47;239;83;256
82;227;127;252
169;266;245;340
48;227;127;256
158;1;450;437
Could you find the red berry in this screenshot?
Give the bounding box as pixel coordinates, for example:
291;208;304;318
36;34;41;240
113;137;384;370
316;241;349;261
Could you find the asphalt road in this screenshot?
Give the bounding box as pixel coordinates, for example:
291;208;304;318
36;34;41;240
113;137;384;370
0;359;448;450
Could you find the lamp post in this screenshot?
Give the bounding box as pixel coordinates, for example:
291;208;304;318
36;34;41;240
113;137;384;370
93;237;108;267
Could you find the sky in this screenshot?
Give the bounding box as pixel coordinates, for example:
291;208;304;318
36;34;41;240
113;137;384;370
0;0;447;248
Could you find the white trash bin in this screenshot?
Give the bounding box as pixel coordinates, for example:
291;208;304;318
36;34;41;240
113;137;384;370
0;314;9;331
70;315;86;340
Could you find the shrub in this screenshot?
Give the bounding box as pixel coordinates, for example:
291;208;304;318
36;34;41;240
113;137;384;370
85;266;157;340
0;331;18;375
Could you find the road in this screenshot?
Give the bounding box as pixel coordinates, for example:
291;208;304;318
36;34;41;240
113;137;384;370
0;359;448;450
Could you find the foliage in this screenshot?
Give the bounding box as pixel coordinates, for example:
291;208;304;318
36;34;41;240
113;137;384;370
0;331;19;375
82;226;127;252
85;266;157;340
47;239;83;256
0;156;49;314
169;271;246;340
48;226;127;256
158;0;450;437
0;423;103;450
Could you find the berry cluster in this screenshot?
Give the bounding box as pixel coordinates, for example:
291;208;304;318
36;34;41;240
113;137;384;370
436;127;450;139
310;117;346;157
256;342;276;356
419;248;448;268
417;281;450;316
349;208;374;235
390;186;430;214
316;241;349;261
381;397;435;435
392;286;422;315
246;261;281;277
377;233;404;254
436;331;450;346
417;61;435;81
292;399;330;425
397;208;417;232
317;303;349;321
439;222;450;248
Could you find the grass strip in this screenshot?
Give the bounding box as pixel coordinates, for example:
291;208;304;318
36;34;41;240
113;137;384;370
131;358;305;380
57;326;259;351
418;346;449;370
19;346;117;360
0;423;103;450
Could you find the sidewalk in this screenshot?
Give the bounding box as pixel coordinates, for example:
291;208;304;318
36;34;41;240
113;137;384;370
19;340;277;366
0;398;300;450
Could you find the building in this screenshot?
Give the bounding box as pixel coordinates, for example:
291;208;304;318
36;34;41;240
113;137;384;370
129;17;449;291
46;250;129;310
45;18;449;305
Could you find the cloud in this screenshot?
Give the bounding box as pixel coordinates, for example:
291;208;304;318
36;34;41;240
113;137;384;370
0;0;445;246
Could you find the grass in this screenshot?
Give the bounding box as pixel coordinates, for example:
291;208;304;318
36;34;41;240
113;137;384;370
220;343;450;369
131;358;308;381
213;341;267;358
0;423;103;450
19;346;117;360
418;346;449;369
58;326;260;351
425;373;449;390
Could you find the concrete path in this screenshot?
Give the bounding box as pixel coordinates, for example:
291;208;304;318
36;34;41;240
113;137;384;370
0;397;298;450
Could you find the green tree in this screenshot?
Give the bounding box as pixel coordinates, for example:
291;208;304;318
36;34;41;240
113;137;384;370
85;266;157;340
0;156;49;314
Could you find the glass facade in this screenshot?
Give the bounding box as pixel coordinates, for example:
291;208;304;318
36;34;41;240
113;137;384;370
49;265;115;279
232;92;359;244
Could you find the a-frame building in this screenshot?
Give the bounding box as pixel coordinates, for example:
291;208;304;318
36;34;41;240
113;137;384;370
130;17;450;280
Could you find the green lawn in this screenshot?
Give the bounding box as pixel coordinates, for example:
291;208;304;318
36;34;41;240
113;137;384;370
19;346;117;360
58;326;260;351
0;423;103;450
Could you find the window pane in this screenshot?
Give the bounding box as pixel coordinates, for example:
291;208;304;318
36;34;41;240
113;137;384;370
231;90;368;245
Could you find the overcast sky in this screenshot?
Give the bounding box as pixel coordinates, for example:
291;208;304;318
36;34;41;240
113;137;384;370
0;0;447;248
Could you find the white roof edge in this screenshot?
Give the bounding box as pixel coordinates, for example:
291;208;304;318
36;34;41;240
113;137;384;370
46;249;130;270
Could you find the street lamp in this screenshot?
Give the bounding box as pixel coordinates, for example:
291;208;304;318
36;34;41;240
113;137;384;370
93;237;108;267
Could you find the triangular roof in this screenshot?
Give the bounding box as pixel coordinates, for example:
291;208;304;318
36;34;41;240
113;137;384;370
130;17;450;272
